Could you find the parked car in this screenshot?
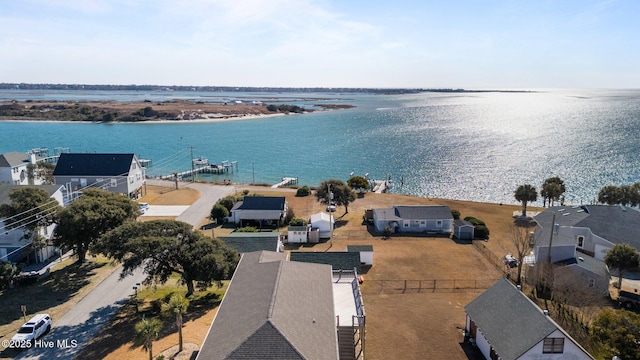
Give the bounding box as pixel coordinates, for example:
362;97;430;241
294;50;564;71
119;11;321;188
504;254;518;268
139;202;149;214
618;290;640;309
11;314;52;344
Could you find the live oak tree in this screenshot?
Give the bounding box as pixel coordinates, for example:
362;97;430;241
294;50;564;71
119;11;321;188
95;220;239;296
315;179;356;214
605;243;640;289
0;187;61;249
514;184;538;217
54;188;138;263
591;308;640;360
347;176;370;192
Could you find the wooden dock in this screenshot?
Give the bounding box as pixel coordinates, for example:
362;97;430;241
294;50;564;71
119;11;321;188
272;177;298;188
158;161;238;180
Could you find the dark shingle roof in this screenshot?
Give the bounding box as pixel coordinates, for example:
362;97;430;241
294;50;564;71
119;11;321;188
197;251;338;360
0;152;29;167
453;219;474;227
394;205;453;220
557;255;610;279
346;245;373;252
290;252;361;273
220;232;281;253
237;196;286;211
465;279;593;359
53;153;135;176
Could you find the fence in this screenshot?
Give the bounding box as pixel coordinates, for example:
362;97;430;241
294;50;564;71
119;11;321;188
472;240;509;276
362;278;500;294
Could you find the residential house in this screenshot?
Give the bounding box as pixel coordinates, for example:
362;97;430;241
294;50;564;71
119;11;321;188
220;232;283;254
0;152;36;185
465;279;594;360
310;212;334;239
0;185;65;264
52;153;145;199
197;251;366;360
228;196;287;227
534;205;640;262
372;205;453;234
554;256;610;295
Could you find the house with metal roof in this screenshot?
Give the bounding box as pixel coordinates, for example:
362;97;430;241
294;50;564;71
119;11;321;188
0;185;65;264
197;251;366;360
371;205;453;234
228;196;287;228
219;232;283;253
465;279;594;360
52;153;145;199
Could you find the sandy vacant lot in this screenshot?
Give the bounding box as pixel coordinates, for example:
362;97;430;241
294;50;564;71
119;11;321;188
75;183;532;360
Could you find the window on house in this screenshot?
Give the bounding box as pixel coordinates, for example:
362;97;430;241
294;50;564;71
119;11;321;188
577;236;584;248
80;178;87;187
111;179;118;187
543;338;564;354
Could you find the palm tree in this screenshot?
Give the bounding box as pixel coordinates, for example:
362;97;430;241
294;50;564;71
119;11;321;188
134;317;162;360
541;177;566;207
605;244;640;289
161;293;190;352
514;184;538;217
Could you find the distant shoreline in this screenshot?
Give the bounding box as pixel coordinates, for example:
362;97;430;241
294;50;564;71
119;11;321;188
0;99;353;123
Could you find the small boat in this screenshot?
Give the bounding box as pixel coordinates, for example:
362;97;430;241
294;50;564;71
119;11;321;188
193;157;209;165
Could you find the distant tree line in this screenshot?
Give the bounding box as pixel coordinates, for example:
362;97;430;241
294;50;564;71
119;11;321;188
597;183;640;206
0;102;169;122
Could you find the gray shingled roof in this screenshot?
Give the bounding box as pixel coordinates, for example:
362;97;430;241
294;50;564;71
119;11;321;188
289;252;362;273
53;153;136;177
0;152;29;168
557;255;610;279
394;205;453;220
197;251;338;360
453;219;474;227
465;279;593;359
220;232;281;254
534;205;640;250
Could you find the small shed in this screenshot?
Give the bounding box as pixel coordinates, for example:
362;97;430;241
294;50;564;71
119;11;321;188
287;226;309;243
453;219;475;240
310;212;334;239
347;245;374;266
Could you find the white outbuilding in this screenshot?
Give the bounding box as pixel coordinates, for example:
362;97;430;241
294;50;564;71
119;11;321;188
310;212;334;239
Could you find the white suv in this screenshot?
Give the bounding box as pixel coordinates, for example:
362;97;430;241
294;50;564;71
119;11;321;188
11;314;52;343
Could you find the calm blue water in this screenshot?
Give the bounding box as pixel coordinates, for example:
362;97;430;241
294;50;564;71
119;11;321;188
1;88;639;206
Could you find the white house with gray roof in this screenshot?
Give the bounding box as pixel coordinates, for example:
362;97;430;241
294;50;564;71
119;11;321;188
0;152;36;185
372;205;453;234
465;279;594;360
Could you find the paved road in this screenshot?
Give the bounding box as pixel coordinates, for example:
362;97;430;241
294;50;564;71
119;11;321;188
15;266;145;360
177;183;235;227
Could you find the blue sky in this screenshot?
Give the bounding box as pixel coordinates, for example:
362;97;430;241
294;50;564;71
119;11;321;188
1;0;638;88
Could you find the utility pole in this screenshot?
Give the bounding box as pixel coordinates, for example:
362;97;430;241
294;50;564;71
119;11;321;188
189;146;195;182
251;162;255;184
546;212;556;264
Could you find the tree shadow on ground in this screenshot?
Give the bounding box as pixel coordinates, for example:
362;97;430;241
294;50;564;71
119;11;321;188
0;260;107;329
77;291;221;360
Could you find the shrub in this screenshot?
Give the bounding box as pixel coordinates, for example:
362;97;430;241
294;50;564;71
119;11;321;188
289;218;307;226
237;226;258;232
383;226;393;239
210;204;229;223
464;216;486;226
475;225;490;239
451;209;460;220
296;185;311;197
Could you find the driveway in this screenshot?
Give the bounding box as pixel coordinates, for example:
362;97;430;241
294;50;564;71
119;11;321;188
140;205;190;217
15;267;145;360
176;183;235;227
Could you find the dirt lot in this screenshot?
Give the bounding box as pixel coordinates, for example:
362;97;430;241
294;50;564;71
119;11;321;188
14;184;534;360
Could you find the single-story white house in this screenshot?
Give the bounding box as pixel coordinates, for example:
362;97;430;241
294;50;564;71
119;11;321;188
228;196;287;227
372;205;453;234
310;212;334;239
